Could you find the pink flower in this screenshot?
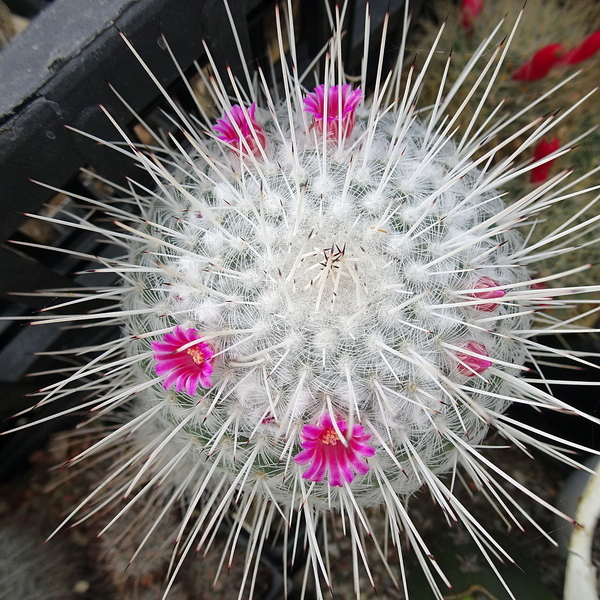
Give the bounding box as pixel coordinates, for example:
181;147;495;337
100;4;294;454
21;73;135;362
470;276;506;311
561;31;600;65
294;414;375;487
455;341;492;376
512;44;565;81
531;137;560;184
303;84;363;140
213;103;266;157
461;0;484;32
152;326;215;395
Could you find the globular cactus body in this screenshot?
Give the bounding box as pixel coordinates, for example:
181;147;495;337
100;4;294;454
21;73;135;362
125;108;530;510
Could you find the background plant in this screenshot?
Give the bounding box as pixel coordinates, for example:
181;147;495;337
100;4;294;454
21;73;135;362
411;0;600;314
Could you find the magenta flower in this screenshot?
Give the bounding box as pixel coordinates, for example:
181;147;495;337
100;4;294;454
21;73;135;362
213;103;266;157
294;414;375;487
152;326;215;395
303;84;363;140
470;276;506;311
455;341;492;376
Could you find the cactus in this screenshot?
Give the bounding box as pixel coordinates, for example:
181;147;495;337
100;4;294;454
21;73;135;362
13;3;600;599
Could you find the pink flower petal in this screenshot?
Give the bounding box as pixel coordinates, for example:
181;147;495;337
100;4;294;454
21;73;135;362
319;413;334;429
328;457;345;487
152;326;215;396
339;465;357;486
163;371;180;390
294;448;315;465
303;84;363;140
347;450;371;475
530;138;560;184
294;414;375;487
302;423;325;439
213;103;266;157
350;441;376;457
470;276;506;311
305;452;328;482
512;44;565;81
456;341;492;376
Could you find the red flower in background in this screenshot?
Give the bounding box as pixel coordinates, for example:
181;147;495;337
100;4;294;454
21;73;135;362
531;137;560;184
561;30;600;65
461;0;484;32
512;31;600;82
512;44;565;81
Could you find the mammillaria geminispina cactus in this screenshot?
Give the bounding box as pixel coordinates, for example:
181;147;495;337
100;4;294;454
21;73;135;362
7;2;600;599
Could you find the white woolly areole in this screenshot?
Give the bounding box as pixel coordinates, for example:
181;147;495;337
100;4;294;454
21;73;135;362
122;105;531;509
